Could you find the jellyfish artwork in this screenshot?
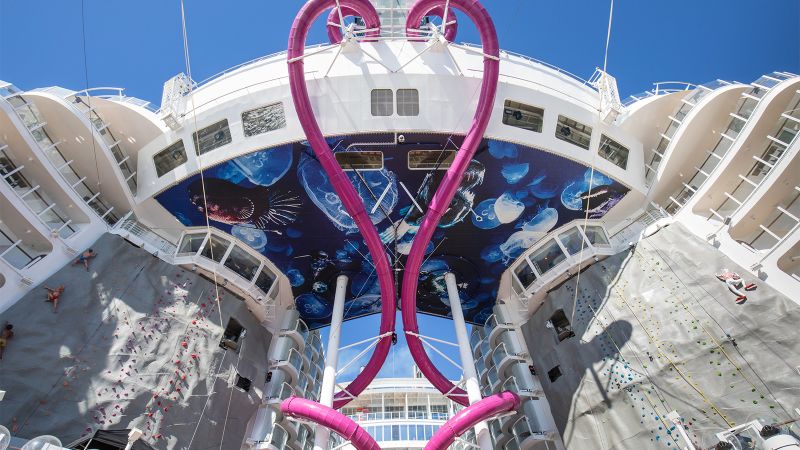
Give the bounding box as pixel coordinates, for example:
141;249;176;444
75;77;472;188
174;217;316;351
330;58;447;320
228;144;294;186
561;169;615;211
231;225;269;252
480;207;559;263
471;192;525;229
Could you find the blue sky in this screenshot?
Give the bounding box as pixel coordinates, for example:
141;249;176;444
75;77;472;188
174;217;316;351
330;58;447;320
1;0;797;380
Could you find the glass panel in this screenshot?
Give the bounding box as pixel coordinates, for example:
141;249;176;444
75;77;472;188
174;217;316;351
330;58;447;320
242;103;286;137
153;140;187;177
201;235;230;262
584;225;609;246
370;89;393;116
514;260;537;287
192;119;232;155
178;233;207;255
255;267;276;294
223;245;261;281
335;151;383;170
408;149;455;170
396;88;419;116
555;115;592;150
502;100;543;133
528;239;567;274
598;135;629;169
558;227;585;255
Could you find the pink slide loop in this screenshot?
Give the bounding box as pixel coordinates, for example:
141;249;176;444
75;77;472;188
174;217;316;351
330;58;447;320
281;397;381;450
401;0;500;406
425;391;520;450
288;0;395;409
406;5;459;42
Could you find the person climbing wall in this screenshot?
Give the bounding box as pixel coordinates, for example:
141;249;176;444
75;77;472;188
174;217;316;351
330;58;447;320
715;269;757;304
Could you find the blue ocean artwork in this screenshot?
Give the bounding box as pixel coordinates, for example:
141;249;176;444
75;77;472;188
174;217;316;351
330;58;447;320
154;133;629;328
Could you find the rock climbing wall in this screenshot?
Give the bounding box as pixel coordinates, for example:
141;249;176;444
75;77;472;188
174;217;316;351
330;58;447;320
521;223;800;449
0;234;272;450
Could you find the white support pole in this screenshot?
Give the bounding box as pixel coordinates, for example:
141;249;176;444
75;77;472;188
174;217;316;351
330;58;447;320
445;272;493;450
313;274;348;450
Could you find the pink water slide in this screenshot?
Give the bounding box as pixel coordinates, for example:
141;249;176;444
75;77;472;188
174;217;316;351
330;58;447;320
281;397;381;450
426;391;521;449
287;0;394;410
401;0;501;406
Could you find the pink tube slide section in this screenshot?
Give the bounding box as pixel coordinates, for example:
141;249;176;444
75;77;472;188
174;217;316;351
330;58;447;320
281;397;380;450
406;5;459;42
288;0;395;409
401;0;500;406
425;392;521;450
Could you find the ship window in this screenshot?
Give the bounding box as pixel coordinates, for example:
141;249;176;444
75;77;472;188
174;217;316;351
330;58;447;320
555;115;592;150
396;89;420;116
223;245;261;281
193;119;232;155
528;239;567;274
514;260;537;288
178;232;207;255
371;89;393;116
598;135;629;169
242;102;286;137
255;266;276;294
201;234;230;262
547;365;562;382
558;227;585;255
408;150;455;170
503;100;544;133
153;140;187;177
335;151;384;170
584;225;610;247
549;309;575;342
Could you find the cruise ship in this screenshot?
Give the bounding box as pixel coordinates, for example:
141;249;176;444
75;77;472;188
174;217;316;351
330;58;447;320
0;0;799;449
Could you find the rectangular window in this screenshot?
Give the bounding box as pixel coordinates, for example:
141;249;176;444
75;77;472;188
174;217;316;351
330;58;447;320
193;119;232;155
529;239;567;275
555;115;592;150
514;260;537;288
549;309;575;342
153;140;187;177
242;102;286;137
584;225;609;247
558;228;585;255
177;232;207;255
223;245;261;281
548;365;562;382
221;317;244;351
255;267;276;294
371;89;393;116
335;151;383;170
396;88;419;116
408;149;455;170
201;234;230;262
598;135;629;169
503;100;544;133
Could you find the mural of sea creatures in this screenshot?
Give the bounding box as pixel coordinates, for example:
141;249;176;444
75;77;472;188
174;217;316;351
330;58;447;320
384;159;486;246
297;152;398;234
188;178;301;229
579;185;626;218
497;207;559;262
561;169;614;211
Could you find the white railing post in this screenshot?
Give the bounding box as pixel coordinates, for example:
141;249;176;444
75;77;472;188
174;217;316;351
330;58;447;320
313;274;348;450
445;272;493;450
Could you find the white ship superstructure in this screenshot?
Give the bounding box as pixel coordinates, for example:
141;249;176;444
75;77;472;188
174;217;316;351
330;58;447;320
0;1;799;449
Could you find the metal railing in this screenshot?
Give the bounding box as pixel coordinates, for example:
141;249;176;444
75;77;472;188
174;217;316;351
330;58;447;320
622;81;695;106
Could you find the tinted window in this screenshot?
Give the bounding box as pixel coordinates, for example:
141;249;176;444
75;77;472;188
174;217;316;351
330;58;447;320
599;135;629;169
193;119;232;155
242;103;286;137
223;245;261;281
408;150;455;170
335;151;383;170
371;89;393;116
396;89;419;116
529;239;567;274
555;115;592;150
514;260;537;287
503;100;544;132
153;140;187;177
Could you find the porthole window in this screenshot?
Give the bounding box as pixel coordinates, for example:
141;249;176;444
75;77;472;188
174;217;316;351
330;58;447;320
335;151;384;170
408;150;455;170
502;100;543;133
371;89;393;116
193;119;232;155
598;135;629;169
396;89;420;116
555;115;592;150
242;102;286;137
153;140;187;177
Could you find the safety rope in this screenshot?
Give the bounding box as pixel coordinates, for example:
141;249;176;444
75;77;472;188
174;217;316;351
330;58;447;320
79;0;104;217
569;0;614;326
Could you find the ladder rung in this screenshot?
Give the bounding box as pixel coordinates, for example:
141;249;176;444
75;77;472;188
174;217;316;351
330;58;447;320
2;165;24;179
766;135;789;147
752;155;774;168
19;185;40;199
668;196;684;207
758;224;781;240
723;192;742;205
37;203;56;216
776;206;800;223
737;174;758;187
708;208;725;221
71;176;88;189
